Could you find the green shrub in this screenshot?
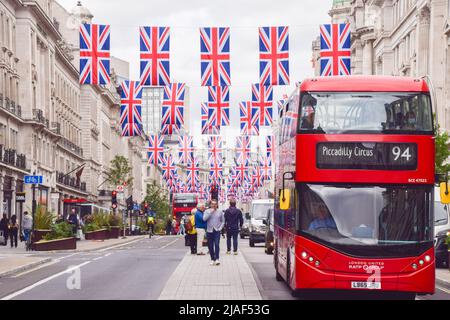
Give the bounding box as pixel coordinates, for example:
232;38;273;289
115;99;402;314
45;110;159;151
93;212;109;229
84;223;101;233
34;205;54;230
43;222;73;241
446;235;450;251
109;214;120;227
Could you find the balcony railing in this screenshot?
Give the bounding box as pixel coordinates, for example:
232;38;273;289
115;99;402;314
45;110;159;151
0;144;27;170
51;122;61;135
56;171;87;192
0;95;22;118
58;137;83;157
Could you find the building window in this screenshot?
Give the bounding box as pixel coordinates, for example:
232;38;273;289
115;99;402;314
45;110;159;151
0;124;6;146
9;128;17;149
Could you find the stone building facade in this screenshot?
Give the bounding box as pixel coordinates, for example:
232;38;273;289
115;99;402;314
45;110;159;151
0;0;146;225
312;0;450;130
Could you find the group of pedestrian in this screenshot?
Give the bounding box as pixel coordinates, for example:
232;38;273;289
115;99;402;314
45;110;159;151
183;199;243;266
0;211;33;248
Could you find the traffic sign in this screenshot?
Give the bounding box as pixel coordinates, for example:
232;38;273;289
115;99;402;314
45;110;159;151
24;175;43;184
16;192;26;202
116;185;124;193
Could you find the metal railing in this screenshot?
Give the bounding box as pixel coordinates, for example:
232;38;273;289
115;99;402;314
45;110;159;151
56;171;87;192
58;137;83;157
51;122;61;135
0;144;27;170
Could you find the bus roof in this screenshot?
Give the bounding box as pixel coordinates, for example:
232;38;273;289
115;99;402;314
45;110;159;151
300;76;430;93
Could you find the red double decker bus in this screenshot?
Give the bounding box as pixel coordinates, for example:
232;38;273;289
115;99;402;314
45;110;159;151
274;76;435;299
172;193;198;226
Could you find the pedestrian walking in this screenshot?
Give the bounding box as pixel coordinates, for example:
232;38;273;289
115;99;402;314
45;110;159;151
203;199;224;266
0;214;9;245
171;218;177;235
185;209;197;254
22;211;33;244
179;215;186;235
195;203;207;255
224;199;244;255
165;218;172;235
8;215;18;248
68;209;78;236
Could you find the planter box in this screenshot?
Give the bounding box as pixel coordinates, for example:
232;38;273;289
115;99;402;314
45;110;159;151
84;229;108;240
107;227;120;239
33;237;77;251
33;229;51;242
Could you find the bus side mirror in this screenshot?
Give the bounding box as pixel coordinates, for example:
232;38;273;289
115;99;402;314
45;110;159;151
440;182;450;204
280;189;291;210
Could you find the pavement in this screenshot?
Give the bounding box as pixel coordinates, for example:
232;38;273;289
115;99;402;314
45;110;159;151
158;236;262;300
0;235;147;279
436;268;450;287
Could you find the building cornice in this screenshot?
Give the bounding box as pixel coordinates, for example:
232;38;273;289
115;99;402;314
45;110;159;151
55;45;79;80
22;1;62;41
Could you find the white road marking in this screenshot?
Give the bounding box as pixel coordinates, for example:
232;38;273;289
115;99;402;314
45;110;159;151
436;285;450;295
96;238;144;252
1;261;91;300
158;238;179;250
93;257;102;261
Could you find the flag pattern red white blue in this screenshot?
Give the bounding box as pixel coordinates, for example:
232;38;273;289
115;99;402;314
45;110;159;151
252;84;273;126
186;159;200;192
160;154;177;182
161;83;185;134
119;80;143;137
259;26;289;86
201;103;220;135
235;160;249;186
320;23;351;76
178;136;194;165
200;27;231;86
209;159;223;183
139;26;170;86
79;23;111;85
266;136;274;162
147;135;165;165
208;86;230;127
235;136;251;164
260;156;272;181
208;136;222;165
240;101;259;136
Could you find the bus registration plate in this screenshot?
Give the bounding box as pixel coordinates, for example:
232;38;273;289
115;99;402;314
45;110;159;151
351;281;381;290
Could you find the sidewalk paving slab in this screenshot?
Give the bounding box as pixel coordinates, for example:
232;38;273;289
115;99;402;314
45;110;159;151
158;237;262;300
436;269;450;287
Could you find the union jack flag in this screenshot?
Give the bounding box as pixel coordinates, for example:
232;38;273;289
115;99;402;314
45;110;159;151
277;99;286;117
281;110;299;141
208;136;222;165
178;136;194;165
147;135;165;165
160;154;176;181
240;101;259;136
252;84;273;126
199;184;208;201
79;24;110;85
200;27;231;86
235;136;251;164
201;103;220;135
139;26;170;86
260;156;272;181
161;124;180;135
235;160;249;185
266;136;274;162
119;80;143;137
251;165;263;188
208;86;230;127
209;159;223;183
161;83;185;132
187;159;200;192
320;23;351;76
259;26;289;86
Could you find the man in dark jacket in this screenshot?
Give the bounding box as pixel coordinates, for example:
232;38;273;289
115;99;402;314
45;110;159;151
224;199;244;255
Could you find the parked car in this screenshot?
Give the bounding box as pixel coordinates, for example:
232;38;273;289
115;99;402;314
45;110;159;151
248;199;274;247
263;208;274;254
240;216;250;239
434;187;450;268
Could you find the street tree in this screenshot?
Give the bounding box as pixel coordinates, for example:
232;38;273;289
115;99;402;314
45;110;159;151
106;155;134;188
143;184;170;232
435;124;450;175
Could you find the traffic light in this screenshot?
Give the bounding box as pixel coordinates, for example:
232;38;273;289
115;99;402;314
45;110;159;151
210;184;219;201
111;190;117;209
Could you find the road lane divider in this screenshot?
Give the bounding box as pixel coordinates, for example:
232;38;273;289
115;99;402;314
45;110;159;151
1;261;92;300
96;237;145;252
158;238;180;250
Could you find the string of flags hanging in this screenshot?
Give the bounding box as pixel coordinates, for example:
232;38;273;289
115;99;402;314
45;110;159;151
79;21;351;202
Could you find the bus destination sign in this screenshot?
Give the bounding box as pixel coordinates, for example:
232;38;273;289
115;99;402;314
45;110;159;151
316;142;417;170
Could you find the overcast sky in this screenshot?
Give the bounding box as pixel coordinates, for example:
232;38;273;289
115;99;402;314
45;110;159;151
58;0;332;148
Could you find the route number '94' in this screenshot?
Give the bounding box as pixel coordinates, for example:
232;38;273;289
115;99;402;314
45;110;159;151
392;146;411;162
